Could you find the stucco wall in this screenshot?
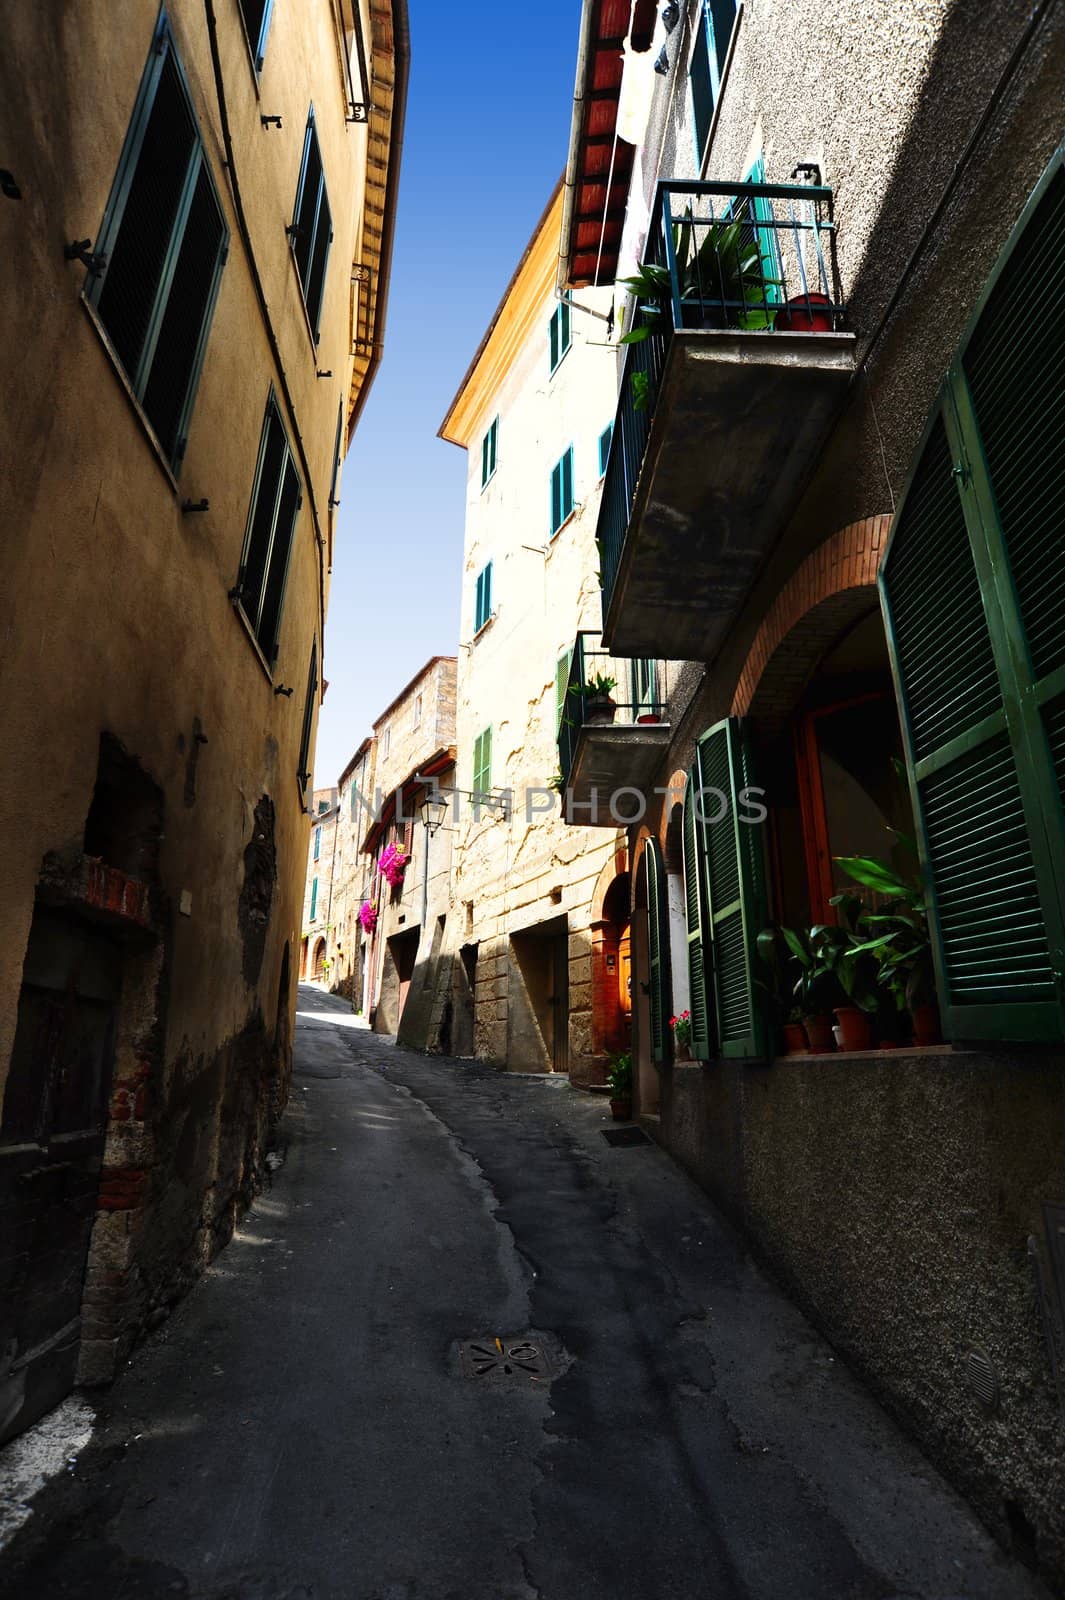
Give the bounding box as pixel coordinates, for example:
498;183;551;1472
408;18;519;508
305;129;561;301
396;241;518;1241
658;1049;1065;1587
0;0;383;1387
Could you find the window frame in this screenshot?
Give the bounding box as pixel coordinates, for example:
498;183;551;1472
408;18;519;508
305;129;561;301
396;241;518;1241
297;639;319;798
234;390;302;668
480;417;499;490
289;107;334;345
474;560;494;634
86;10;229;476
690;0;739;169
548;300;572;375
236;0;275;73
473;727;493;799
550;446;576;537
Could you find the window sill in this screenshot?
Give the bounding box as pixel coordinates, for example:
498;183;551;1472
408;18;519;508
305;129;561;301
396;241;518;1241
80;293;180;495
549;341;572;379
480;466;497;494
550;509;577;542
472;612;496;643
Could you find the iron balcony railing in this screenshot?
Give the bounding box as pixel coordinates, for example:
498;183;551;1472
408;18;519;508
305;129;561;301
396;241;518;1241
557;631;664;788
598;177;844;619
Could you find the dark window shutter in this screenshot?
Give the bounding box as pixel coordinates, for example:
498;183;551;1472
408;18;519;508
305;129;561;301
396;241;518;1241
690;5;716;162
555;652;571;733
682;771;712;1059
645;838;670;1063
481;429;491;487
562;448;574;520
298;640;318;792
881;151;1065;1042
549;309;559;372
239;401;286;630
550;461;562;534
259;455;300;662
483;560;492;621
329;399;344;506
292;122;322;285
95;45;196;387
305;191;333;340
697;718;768;1058
141;155;227;466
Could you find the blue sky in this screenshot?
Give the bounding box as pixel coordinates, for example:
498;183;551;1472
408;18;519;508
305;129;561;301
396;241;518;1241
315;0;583;784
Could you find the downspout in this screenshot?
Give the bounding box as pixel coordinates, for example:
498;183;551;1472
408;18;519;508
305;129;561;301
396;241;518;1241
203;0;328;647
556;0;598;298
347;0;411;444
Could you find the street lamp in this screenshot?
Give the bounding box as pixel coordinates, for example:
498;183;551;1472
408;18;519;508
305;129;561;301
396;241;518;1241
419;790;449;837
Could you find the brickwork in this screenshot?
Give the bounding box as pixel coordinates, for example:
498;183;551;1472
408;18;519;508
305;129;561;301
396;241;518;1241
731;516;890;722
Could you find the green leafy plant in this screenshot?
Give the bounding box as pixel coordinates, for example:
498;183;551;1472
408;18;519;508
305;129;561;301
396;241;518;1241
583;672;617;699
606;1050;633;1097
549;772;566;794
619;215;783;345
776;925;846;1016
833;854;936;1012
755;927;804;1025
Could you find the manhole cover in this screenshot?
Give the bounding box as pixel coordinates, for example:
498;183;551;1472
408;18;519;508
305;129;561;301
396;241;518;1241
458;1334;563;1384
966;1346;999;1411
601;1125;650;1147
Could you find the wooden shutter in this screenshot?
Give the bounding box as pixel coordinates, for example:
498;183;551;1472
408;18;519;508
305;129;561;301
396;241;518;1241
555;652;571;733
481;429;491;487
329;399;343;507
549;309;559;372
550;460;562;534
309;876;318;920
474;568;485;632
561;448;574;520
480;726;492;793
297;639;318;792
880;149;1065;1043
482;561;492;623
682;771;712;1059
697;718;768;1059
645;838;670;1063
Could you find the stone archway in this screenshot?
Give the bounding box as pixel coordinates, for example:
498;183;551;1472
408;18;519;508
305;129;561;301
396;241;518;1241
312;937;327;981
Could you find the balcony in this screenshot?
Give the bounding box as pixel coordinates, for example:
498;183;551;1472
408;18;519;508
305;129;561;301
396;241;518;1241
557;632;671;826
599;178;856;660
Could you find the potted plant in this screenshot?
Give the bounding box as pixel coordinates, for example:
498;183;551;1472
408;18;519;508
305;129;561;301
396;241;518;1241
358;900;378;933
379;841;408;889
777;926;842;1052
669;1010;693;1061
606;1050;633;1120
834;853;941;1045
756;927;807;1054
583;672;617;725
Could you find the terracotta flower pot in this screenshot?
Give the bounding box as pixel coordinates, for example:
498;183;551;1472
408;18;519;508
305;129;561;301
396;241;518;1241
783;1022;808;1056
803;1013;835;1053
609;1096;632;1121
585;696;617;726
834;1005;873;1051
910;1002;942;1046
773;291;834;333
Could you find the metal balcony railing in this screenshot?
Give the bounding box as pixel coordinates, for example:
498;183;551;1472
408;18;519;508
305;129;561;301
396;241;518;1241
598;177;844;619
557;632;664;788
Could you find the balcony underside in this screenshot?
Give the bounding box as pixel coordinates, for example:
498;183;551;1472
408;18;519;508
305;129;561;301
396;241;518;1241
602;330;857;660
564;720;672;826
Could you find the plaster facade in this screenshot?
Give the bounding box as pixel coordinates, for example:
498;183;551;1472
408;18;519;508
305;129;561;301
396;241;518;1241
569;0;1065;1582
0;0;405;1439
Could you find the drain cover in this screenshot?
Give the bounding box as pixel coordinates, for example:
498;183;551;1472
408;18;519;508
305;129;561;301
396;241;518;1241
458;1334;562;1384
601;1125;650;1147
966;1346;999;1411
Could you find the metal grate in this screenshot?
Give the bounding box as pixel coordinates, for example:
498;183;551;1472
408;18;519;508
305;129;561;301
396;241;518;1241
966;1346;999;1411
458;1335;561;1384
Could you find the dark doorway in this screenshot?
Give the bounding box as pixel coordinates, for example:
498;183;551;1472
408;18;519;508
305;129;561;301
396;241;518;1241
510;914;569;1073
0;906;122;1445
389;928;420;1023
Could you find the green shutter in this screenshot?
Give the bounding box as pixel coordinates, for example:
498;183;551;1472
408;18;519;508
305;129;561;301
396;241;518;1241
555;651;571;733
682;771;713;1059
880;148;1065;1043
309;876;318;920
696;718;768;1059
549;309;559;372
482;560;492;623
562;447;574;520
481;726;492;793
646;838;670;1063
472;731;482;794
481;430;490;487
550;460;562;534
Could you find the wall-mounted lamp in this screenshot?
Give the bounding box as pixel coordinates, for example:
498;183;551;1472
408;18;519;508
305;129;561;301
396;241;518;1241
661;2;679;33
419;791;450;837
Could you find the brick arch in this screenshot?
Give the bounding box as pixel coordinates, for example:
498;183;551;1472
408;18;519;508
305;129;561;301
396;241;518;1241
731;515;891;725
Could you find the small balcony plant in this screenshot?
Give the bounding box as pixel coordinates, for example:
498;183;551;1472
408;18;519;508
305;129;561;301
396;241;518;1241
582;672;617;726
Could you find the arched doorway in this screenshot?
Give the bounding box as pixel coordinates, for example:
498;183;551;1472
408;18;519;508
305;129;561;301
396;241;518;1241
312;937;327;981
594;872;631;1059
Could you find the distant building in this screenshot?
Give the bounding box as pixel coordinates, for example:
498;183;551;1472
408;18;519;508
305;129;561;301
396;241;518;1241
301;788;339;982
0;0;407;1444
437;183;681;1082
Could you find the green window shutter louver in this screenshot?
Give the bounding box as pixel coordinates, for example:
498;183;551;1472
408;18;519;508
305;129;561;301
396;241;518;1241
562;447;574;520
880;146;1065;1042
555;651;571;733
550;459;562;534
697;718;769;1059
682;772;713;1059
645;838;670;1062
310;876;318;920
598;422;614;477
481;726;492;794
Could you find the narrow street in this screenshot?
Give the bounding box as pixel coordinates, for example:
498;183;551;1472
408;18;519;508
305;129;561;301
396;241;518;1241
0;986;1047;1600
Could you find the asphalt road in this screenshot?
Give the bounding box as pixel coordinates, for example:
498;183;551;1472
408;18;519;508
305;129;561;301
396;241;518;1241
0;985;1049;1599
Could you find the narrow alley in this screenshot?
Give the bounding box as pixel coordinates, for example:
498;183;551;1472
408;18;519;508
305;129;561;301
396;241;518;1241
0;987;1047;1600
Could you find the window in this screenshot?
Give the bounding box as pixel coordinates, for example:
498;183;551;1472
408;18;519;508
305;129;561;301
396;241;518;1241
480;417;498;489
690;1;738;166
313;825;321;862
598;422;614;479
289;110;333;342
472;727;492;798
236;0;274;70
88;13;228;474
412;694;422;729
548;301;571;373
297;640;318;796
555;650;572;733
632;658;658;716
329;399;344;509
235;395;302;663
880;151;1065;1045
309;876;318;920
380;726;390;760
474;561;493;633
550;447;575;536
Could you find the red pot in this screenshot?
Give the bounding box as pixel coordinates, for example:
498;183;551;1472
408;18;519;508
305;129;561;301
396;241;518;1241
636;713;662;725
834;1006;873;1051
911;1002;942;1046
773;291;834;333
803;1013;835;1053
609;1097;632;1121
783;1022;808;1056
